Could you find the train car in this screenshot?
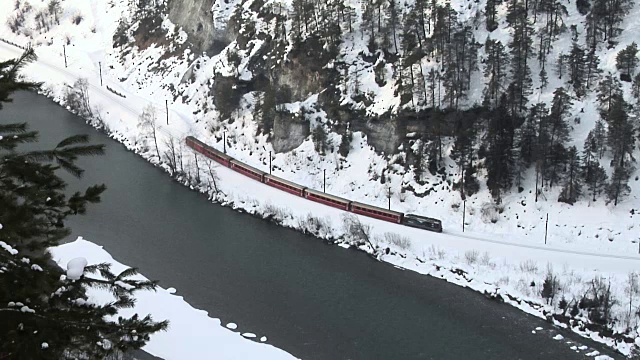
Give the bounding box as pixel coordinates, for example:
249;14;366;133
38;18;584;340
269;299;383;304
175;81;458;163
402;214;443;233
264;174;306;197
185;136;232;167
303;188;351;211
229;159;265;182
185;136;205;153
350;201;404;224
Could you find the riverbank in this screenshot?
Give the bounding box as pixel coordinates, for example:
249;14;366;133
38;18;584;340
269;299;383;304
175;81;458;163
49;238;295;360
1;36;638;358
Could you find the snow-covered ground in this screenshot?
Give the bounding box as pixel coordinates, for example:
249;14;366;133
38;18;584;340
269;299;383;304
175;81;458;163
49;237;296;360
2;0;640;356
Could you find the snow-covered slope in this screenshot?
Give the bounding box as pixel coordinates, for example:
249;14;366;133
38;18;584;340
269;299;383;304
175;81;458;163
2;0;640;356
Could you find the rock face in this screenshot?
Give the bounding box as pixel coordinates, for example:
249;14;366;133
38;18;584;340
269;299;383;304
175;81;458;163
272;112;310;153
351;119;401;155
167;0;217;55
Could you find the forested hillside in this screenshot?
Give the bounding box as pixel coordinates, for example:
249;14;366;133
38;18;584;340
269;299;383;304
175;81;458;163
117;0;640;207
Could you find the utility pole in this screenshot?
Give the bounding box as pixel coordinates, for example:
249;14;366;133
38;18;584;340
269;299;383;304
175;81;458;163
544;213;549;244
269;151;272;174
98;62;103;86
463;200;466;232
388;187;391;210
223;131;226;154
165;100;169;125
323;169;326;193
63;44;67;68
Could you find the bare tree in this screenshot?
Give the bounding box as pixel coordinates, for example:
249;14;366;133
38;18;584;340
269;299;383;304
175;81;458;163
162;135;178;175
137;104;160;160
626;272;640;330
64;78;92;118
341;213;374;251
205;158;220;194
192;151;201;184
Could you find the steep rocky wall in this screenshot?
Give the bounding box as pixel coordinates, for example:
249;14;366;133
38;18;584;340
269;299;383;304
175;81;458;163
167;0;218;55
272;112;310;153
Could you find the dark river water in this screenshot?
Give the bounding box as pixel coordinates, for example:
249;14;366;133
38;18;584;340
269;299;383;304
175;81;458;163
1;91;621;360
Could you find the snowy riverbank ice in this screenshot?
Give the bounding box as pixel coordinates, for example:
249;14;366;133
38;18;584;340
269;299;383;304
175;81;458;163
50;237;296;360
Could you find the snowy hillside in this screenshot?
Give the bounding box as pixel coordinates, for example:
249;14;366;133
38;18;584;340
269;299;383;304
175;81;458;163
2;0;640;356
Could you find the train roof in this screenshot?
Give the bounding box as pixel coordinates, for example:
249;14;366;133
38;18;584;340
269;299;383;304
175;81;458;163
404;213;442;223
264;174;307;189
230;159;266;175
304;188;352;204
205;145;232;160
351;201;404;216
186;137;233;160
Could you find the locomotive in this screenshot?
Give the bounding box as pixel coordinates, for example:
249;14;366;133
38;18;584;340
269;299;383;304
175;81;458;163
185;136;443;233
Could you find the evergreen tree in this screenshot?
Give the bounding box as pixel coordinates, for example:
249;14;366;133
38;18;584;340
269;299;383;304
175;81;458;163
506;0;534;114
606;95;634;168
582;130;608;201
0;50;168;358
485;96;516;202
616;42;639;79
483;38;510;108
632;73;640;101
450;115;479;197
591;119;607;159
585;47;602;90
596;73;623;117
485;0;501;31
607;162;632;205
518;102;546;166
558;146;582;204
586;0;633;45
544;87;572;187
567;40;587;97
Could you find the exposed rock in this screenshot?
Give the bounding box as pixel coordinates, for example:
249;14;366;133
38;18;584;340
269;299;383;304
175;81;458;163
272;112;310;153
168;0;226;55
351;118;401;155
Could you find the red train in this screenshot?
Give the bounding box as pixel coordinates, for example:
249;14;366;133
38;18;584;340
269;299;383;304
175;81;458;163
185;136;442;232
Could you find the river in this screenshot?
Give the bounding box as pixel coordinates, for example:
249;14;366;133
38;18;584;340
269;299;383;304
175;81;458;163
2;91;620;359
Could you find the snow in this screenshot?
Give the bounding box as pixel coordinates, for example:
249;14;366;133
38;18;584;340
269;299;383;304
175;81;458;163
1;0;640;355
31;264;43;272
66;257;88;280
554;334;565;340
0;241;18;255
49;237;295;360
226;323;238;330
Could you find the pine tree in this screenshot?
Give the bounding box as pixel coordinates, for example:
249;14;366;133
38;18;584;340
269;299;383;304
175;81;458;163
632;73;640;101
558;146;582;204
606;95;634;168
567;40;587;97
596;73;623;118
485;0;501;31
586;0;633;44
607;162;632;205
582;130;608;201
544;87;572;187
518;102;546;166
0;49;168;359
585;47;602;90
616;42;639;79
506;0;534;114
485;96;516;202
483;38;510;108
